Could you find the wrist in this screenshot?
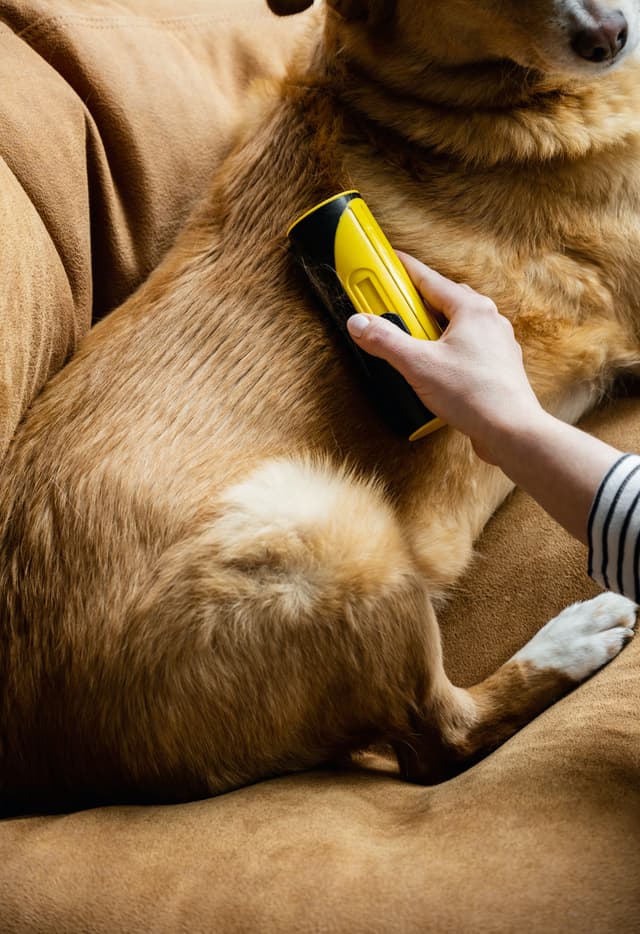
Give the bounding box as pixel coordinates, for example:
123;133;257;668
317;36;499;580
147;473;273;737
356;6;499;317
471;401;550;467
471;404;624;544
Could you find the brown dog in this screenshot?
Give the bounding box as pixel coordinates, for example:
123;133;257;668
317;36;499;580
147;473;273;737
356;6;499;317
1;0;639;810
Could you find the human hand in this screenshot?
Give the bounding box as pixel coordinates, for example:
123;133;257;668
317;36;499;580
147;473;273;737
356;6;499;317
346;252;544;462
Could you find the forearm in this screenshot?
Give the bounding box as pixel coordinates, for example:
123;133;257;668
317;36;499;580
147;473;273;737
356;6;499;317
484;410;624;544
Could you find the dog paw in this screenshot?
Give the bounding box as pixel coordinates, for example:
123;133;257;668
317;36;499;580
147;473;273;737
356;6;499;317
513;591;637;682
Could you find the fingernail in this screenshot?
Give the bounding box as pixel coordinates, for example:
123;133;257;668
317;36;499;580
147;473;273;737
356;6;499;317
347;314;370;337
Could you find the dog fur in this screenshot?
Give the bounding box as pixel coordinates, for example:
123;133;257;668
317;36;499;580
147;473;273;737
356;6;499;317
1;0;639;809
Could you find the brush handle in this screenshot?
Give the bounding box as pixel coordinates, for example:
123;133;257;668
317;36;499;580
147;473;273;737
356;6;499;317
288;191;444;441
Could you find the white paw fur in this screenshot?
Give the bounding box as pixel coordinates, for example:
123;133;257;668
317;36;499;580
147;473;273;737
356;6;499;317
513;591;637;681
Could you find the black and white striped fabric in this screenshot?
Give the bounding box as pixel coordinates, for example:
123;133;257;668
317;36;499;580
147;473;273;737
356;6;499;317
588;453;640;601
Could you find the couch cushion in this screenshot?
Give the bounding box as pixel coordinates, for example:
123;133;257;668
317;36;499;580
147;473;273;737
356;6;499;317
0;27;85;457
0;2;637;930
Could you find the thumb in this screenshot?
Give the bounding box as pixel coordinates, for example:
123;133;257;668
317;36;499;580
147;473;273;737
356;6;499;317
347;313;428;377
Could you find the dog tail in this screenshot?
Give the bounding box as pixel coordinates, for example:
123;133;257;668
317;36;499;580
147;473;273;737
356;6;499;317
210;454;412;607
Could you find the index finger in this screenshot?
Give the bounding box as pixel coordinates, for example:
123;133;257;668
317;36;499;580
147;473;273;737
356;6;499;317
397;251;472;321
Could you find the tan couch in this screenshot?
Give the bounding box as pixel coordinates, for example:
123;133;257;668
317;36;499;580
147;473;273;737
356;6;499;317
1;2;638;930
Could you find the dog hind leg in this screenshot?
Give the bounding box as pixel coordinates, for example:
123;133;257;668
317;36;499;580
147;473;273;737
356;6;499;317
395;591;637;784
117;455;451;798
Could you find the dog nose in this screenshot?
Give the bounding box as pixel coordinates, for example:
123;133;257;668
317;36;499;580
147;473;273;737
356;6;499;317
571;10;628;63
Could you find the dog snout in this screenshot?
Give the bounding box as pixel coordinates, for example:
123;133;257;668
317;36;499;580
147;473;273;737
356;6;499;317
570;9;628;63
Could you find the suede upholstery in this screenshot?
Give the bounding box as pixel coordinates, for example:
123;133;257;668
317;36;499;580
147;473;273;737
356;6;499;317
0;2;638;931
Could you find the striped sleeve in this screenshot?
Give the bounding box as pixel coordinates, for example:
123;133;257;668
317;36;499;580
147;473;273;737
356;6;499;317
587;453;640;601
